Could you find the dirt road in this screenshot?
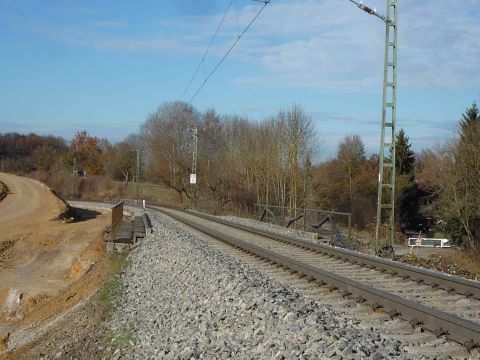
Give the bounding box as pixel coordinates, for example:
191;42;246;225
0;173;109;324
0;173;67;229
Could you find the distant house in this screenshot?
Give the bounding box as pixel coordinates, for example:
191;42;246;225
417;187;436;217
400;182;438;235
73;169;86;177
415;184;438;234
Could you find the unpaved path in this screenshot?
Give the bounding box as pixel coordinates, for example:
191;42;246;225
0;173;67;228
0;173;109;326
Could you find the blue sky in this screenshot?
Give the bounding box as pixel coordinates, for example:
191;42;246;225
1;0;479;159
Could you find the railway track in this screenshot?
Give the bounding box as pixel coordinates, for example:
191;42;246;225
148;205;480;350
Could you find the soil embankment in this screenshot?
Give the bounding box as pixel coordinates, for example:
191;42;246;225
0;181;7;202
0;173;110;353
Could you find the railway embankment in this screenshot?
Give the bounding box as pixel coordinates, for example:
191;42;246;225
106;213;412;359
0;174;111;358
105;210;477;359
3;202;478;358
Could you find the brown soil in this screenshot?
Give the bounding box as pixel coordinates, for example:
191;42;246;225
0;181;8;202
0;173;111;355
15;231;109;326
0;259;109;359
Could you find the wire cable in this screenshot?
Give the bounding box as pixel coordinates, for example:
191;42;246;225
188;1;270;104
181;0;235;100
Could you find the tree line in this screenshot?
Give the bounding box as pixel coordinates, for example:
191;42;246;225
1;101;478;250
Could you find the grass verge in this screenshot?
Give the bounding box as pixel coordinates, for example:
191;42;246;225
95;252;134;358
95;252;130;318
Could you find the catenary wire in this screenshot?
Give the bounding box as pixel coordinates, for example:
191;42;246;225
188;1;270;103
181;0;235;100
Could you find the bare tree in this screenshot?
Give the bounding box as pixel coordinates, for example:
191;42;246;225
337;134;365;211
279;104;316;210
110;141;136;194
141;101;200;204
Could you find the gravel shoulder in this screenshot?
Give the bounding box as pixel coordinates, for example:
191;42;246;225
105;211;431;359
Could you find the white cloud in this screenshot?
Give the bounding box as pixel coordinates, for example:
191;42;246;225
14;0;480;91
212;0;480;90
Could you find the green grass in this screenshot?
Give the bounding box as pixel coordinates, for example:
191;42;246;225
96;253;135;357
114;181;183;205
95;252;130;317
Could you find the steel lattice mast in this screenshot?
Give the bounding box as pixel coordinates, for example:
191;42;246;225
350;0;398;253
136;149;141;198
191;127;198;208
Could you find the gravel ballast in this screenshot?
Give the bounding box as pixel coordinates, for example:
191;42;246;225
106;212;420;359
217;215;320;243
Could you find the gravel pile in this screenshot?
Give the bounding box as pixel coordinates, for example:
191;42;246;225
107;212;415;359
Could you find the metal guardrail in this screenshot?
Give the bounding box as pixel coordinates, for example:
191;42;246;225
111;201;124;239
255;204;352;248
142;213;153;234
104;198;142;206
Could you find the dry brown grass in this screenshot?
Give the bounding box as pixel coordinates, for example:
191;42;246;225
444;250;480;279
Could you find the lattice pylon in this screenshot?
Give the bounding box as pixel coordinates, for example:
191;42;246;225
374;0;398;253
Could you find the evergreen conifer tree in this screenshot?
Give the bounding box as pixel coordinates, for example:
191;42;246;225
395;129;415;176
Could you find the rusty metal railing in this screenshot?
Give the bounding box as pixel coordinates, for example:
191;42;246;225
254;204;352;248
111;201;124;239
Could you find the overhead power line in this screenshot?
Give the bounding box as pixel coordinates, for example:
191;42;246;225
187;0;270;104
181;0;236;100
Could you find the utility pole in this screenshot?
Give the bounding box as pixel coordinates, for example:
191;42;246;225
190;128;198;208
136;149;141;199
71;158;77;198
350;0;398;254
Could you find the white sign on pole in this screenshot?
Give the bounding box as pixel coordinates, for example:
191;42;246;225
190;174;197;184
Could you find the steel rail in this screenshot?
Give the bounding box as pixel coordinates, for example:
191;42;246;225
152;206;480;348
143;204;479;300
68;200;480;348
179;209;480;301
